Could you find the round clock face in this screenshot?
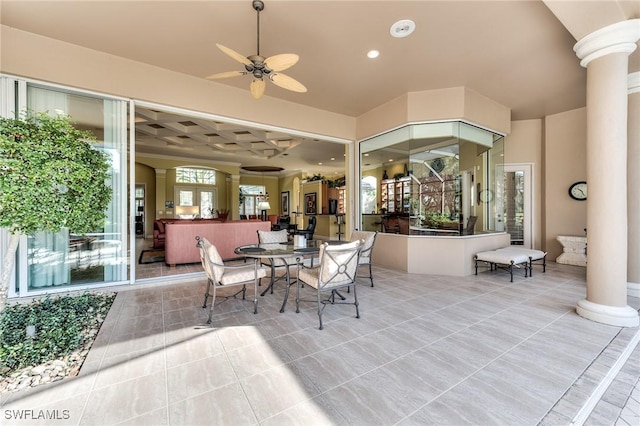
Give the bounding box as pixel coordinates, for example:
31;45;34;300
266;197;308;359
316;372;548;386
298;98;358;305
479;189;494;203
569;181;587;200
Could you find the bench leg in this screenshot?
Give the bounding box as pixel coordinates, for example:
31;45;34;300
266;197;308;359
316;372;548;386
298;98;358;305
509;262;514;282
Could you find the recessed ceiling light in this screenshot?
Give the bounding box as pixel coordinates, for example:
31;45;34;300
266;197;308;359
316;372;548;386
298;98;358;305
331;157;335;160
318;162;323;165
389;159;394;162
364;153;369;157
390;19;415;38
367;50;380;59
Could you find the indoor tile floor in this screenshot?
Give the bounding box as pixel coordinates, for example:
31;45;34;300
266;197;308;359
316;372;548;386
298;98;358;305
2;261;639;425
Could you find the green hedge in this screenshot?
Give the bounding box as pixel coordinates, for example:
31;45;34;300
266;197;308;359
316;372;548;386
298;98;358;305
0;292;115;372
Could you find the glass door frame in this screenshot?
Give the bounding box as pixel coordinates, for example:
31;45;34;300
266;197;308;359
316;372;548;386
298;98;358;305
0;74;134;297
502;163;534;248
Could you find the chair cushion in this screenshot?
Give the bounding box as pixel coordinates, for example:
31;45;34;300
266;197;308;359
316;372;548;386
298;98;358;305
298;266;320;289
351;231;375;263
316;240;360;289
257;229;289;243
155;220;165;234
220;264;267;285
200;239;225;281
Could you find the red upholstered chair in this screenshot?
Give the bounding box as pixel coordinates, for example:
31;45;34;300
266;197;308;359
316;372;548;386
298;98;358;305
267;214;279;230
153;220;166;248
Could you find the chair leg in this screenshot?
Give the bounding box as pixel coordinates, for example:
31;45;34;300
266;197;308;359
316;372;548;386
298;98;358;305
202;278;212;308
353;283;360;319
207;284;217;324
253;273;259;315
368;263;374;287
295;274;301;314
317;290;324;330
279;265;292;313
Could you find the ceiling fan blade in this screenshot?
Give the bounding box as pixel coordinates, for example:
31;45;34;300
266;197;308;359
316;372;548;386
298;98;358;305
269;73;307;93
264;54;299;72
216;43;252;66
250;79;266;100
205;71;245;80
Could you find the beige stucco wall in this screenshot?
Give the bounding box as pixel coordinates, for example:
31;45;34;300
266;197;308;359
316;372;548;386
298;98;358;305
504;119;543;249
356;87;511;141
544;107;588;261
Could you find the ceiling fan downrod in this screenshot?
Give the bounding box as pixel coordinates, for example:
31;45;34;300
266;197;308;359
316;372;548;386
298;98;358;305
253;0;264;56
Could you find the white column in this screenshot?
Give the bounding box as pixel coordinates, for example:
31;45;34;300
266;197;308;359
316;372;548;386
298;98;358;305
628;72;640;298
230;174;240;221
574;19;640;327
155;169;167;218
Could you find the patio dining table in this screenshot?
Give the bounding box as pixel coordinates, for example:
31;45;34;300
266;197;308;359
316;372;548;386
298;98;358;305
235;239;346;313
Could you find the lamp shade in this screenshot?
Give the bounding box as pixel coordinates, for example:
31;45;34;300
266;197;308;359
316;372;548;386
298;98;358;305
257;201;271;211
175;205;200;218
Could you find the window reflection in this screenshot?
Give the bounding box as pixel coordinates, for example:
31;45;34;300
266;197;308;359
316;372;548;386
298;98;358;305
359;121;504;235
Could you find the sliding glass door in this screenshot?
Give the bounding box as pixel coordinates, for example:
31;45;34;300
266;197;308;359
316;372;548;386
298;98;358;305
1;77;129;296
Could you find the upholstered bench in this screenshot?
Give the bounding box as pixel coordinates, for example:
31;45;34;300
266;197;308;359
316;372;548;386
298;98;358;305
475;247;547;282
497;247;547;276
475;250;530;282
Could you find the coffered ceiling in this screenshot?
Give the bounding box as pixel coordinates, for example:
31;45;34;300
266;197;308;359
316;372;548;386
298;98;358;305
134;106;348;175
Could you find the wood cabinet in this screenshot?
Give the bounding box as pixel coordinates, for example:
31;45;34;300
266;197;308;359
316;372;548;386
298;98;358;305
381;177;412;213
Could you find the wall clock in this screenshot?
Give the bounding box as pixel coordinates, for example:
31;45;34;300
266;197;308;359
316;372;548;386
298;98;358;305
479;189;494;203
569;181;587;201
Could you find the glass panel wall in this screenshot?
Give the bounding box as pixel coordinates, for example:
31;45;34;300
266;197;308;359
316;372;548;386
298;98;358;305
360;121;504;235
24;85;128;291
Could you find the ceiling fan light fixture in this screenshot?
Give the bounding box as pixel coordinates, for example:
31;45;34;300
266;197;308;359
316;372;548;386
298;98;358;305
250;79;266;99
206;0;306;99
390;19;416;38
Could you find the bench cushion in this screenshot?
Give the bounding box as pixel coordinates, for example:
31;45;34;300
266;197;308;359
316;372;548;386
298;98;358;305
497;247;546;260
475;250;529;266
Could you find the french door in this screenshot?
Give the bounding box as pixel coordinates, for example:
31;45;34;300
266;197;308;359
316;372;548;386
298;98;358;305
174;186;217;218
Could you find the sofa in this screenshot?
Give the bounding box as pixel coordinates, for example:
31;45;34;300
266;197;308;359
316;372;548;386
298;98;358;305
164;220;271;266
153;220;166;248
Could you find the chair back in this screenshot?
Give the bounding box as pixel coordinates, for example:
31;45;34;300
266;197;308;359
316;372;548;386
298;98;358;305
257;229;289;243
351;231;377;259
278;216;291;226
240;214;248;220
196;236;224;283
464;216;478;235
317;240;361;290
306;216;317;231
398;217;410;234
381;217;399;233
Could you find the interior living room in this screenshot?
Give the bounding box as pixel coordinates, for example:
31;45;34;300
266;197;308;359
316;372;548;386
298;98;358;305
133;104;350;280
1;1;639;425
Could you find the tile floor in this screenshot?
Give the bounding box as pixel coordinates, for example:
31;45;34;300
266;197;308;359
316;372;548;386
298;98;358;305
2;261;639;425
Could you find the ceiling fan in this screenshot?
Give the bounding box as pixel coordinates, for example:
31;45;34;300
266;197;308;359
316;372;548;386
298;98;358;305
206;0;307;100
